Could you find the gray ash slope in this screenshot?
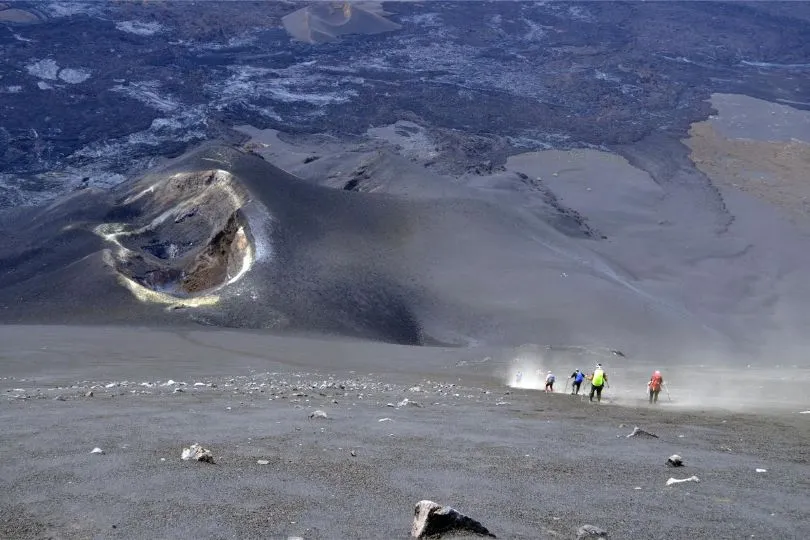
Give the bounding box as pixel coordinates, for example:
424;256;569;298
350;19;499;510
0;143;722;354
2;1;810;202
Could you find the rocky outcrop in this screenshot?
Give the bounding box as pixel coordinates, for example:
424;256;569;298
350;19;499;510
411;500;495;538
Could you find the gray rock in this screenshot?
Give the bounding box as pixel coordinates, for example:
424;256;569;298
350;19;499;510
309;410;328;420
667;454;683;467
411;500;495;538
577;524;608;538
626;426;658;438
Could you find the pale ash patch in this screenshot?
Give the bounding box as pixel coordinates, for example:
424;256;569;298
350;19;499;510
44;2;99;17
58;68;91;84
111;81;180;112
115;20;165;36
37;81;53;90
26;59;59;80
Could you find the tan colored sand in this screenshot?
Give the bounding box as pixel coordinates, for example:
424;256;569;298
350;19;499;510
685;119;810;221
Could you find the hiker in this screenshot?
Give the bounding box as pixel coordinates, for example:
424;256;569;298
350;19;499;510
544;371;555;392
569;369;585;395
588;363;607;402
648;370;664;404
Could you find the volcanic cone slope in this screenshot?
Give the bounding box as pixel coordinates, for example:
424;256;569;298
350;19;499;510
0;144;719;350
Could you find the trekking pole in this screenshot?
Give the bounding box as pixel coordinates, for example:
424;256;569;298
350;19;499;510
564;380;569;394
664;382;672;402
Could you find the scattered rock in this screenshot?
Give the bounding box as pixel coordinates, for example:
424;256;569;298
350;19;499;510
411;500;495;538
350;450;357;457
378;417;392;422
85;391;94;398
90;447;104;455
397;398;423;408
257;459;269;465
173;387;184;393
53;395;66;401
755;468;767;473
626;426;658;438
666;475;700;486
181;443;214;463
577;524;608;539
666;454;683;467
309;410;328;420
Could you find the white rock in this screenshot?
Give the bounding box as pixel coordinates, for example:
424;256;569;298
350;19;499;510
666;475;700;486
194;382;206;387
309;410;328;419
257;459;269;465
90;447;104;454
666;454;683;467
104;383;117;389
756;468;767;473
378;417;392;422
162;380;177;386
181;443;214;463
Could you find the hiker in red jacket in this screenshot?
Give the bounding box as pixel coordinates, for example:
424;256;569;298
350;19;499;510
648;370;664;404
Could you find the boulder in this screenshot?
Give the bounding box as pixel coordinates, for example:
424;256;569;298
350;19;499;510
411;500;495;538
666;454;683;467
577;524;608;539
309;410;328;420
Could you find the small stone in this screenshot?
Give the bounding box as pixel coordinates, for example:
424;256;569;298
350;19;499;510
397;398;423;408
626;426;658;438
666;475;700;486
181;443;214;463
411;500;495;538
378;417;392;422
577;524;608;539
309;410;328;420
350;450;356;457
666;454;683;467
756;468;767;473
257;459;269;465
173;387;184;393
90;447;104;455
85;391;94;398
53;395;66;401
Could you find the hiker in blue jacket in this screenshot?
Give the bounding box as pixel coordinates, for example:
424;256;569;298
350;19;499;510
570;369;585;395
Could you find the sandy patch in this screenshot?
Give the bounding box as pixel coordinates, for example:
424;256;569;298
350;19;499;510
685;94;810;221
